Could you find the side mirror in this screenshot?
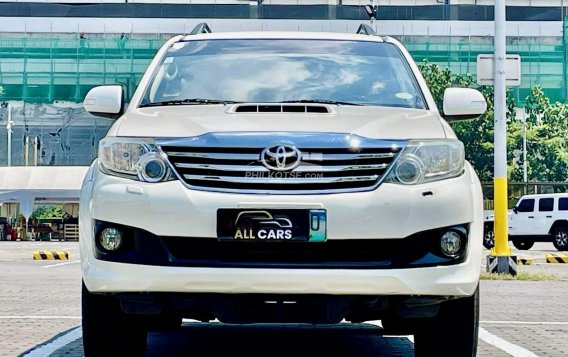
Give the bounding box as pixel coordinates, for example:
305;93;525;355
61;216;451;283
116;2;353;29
512;207;518;214
442;88;487;121
83;85;124;119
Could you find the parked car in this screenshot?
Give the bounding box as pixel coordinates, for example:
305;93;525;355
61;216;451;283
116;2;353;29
80;24;487;356
483;193;568;251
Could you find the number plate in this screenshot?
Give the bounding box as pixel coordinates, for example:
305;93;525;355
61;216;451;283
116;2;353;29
217;209;326;242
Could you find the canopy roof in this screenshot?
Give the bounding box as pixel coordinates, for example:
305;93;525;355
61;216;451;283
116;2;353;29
0;166;89;218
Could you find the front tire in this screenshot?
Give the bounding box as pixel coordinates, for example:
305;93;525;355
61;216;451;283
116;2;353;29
414;286;479;357
552;225;568;251
512;240;534;250
82;281;148;356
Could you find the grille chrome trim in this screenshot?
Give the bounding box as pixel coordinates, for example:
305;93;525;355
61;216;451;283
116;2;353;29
174;163;389;172
157;133;405;195
167;151;396;161
167;152;260;160
182;174;380;184
304;153;397;160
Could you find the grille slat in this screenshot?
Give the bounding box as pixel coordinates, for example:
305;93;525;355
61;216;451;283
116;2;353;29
167;152;260;160
175;163;389;173
167;151;396;161
158;134;403;194
182;174;380;185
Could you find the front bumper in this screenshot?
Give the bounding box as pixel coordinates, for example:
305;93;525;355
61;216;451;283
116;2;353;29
93;220;469;269
80;162;483;297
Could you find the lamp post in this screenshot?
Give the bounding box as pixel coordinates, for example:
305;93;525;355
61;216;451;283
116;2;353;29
523;113;528;184
487;0;517;275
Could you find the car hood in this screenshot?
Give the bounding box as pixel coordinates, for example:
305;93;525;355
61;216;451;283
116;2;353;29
109;105;449;140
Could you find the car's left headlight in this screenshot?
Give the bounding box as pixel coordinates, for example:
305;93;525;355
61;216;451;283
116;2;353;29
98;137;175;182
385;140;465;185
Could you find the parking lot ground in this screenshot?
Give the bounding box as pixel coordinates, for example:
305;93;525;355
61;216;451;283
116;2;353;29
1;241;567;356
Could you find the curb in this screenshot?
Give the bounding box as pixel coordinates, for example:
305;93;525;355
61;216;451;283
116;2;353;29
33;251;69;260
516;257;533;265
546;254;568;264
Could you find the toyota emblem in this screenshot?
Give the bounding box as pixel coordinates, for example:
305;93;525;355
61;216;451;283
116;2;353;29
260;145;302;171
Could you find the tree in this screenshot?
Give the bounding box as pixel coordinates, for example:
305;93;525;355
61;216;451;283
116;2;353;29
418;60;567;183
513;86;568;182
32;205;64;220
418;60;516;181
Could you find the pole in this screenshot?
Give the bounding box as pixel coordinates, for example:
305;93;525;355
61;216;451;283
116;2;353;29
488;0;516;275
523;113;527;185
33;136;38;166
6;104;12;166
24;136;29;167
493;0;510;256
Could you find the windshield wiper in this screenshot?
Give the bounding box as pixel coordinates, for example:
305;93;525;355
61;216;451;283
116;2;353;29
140;98;238;107
279;99;364;106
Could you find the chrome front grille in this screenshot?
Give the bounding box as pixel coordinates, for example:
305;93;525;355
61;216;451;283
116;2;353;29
158;133;404;194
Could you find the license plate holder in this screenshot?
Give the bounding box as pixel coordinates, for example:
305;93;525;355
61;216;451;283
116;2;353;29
217;209;326;242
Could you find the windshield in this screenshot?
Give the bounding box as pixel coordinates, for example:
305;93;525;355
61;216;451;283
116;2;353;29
141;39;426;109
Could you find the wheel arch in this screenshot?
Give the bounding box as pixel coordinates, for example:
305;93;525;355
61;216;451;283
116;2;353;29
549;220;568;234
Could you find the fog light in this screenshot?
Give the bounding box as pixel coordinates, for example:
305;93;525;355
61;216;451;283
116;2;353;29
99;227;123;251
440;230;462;257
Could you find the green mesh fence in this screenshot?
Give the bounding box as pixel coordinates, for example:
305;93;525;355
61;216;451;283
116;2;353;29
0;30;567;104
562;16;568;102
0;36;165;103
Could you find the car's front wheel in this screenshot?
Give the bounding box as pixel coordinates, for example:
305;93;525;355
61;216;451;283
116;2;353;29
414;286;479;357
552;225;568;251
82;281;148;356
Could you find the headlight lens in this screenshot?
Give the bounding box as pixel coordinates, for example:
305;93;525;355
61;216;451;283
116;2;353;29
98;137;173;182
386;140;464;185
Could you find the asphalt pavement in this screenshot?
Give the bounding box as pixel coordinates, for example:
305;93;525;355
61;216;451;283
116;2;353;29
1;241;567;357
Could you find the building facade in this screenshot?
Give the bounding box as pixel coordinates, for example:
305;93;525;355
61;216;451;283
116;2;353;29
1;0;567;166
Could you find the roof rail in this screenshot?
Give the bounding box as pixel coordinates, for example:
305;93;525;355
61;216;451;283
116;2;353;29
356;24;376;36
189;23;212;35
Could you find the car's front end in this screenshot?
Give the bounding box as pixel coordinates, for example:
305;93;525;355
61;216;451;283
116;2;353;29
81;130;482;299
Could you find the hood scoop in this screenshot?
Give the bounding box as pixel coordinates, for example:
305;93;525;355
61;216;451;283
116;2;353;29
229;103;333;114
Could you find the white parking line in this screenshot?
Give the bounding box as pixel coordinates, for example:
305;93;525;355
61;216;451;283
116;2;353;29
479;327;540;357
0;316;80;319
365;320;414;343
482;320;568;326
41;260;80;269
21;327;82;357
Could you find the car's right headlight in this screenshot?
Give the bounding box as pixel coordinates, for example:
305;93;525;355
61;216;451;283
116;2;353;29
385;140;465;185
98;137;174;182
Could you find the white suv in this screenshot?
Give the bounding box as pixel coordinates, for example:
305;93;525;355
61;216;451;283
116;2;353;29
80;25;486;356
484;193;568;251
